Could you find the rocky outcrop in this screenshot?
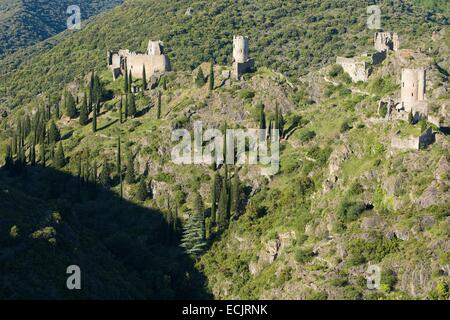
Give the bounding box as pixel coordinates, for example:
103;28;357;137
249;231;295;276
323;144;351;192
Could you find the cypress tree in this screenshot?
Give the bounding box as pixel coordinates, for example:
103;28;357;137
49;120;60;144
157;91;162;119
195;67;205;87
116;136;121;177
24;115;31;138
259;103;266;130
408;110;414;124
53;142;66;168
128;70;133;93
92;102;98;132
119;96;123;124
12;134;17;156
210;172;221;226
79;93;88;125
30;139;36;166
64;91;77;118
194;193;206;240
124;67;128;94
162;76;167;90
117;136;123;200
209;61;214;92
55;102;60;119
217;179;229;231
129;94;136;118
125;94;129;120
142;65;147;90
231;170;240;219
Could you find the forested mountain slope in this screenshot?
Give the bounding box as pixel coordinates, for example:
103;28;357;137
0;0;123;58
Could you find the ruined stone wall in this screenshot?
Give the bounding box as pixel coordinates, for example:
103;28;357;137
336;57;370;82
374;32;399;52
126;53;170;79
107;40;170;81
391;135;419;150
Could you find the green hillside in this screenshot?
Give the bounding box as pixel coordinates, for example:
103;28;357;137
0;0;123;58
0;0;449;300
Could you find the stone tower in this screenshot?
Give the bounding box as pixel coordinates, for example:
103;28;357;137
401;68;426;113
148;40;164;55
232;35;254;80
233;36;249;63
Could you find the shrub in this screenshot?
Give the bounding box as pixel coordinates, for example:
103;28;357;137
379;104;388;117
328;64;343;78
299;130;316;142
239;89;255;100
337;200;366;224
380;269;397;293
294;248;313;263
340;120;351;133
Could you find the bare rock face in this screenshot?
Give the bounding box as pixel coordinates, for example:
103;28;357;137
249;232;295;276
323;144;351;192
151;180;171;200
416;180;449;208
383;174;405;196
394;229;410;241
399;264;433;297
420;216;436;230
435;156;450;181
261;239;281;265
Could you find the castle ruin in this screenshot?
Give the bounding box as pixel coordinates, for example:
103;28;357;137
107;40;171;81
336;56;370;82
401;68;427;119
374;32;399;52
336;32;398;83
232;36;254;80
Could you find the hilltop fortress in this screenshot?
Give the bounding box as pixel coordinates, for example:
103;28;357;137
107;40;171;81
336;32;398;82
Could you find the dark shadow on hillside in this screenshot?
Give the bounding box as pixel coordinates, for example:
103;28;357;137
0;164;212;300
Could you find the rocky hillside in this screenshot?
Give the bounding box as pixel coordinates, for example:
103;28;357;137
0;0;448;300
0;0;123;58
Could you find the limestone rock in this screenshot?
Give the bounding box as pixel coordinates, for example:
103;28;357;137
361;216;385;230
420;216;436;229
